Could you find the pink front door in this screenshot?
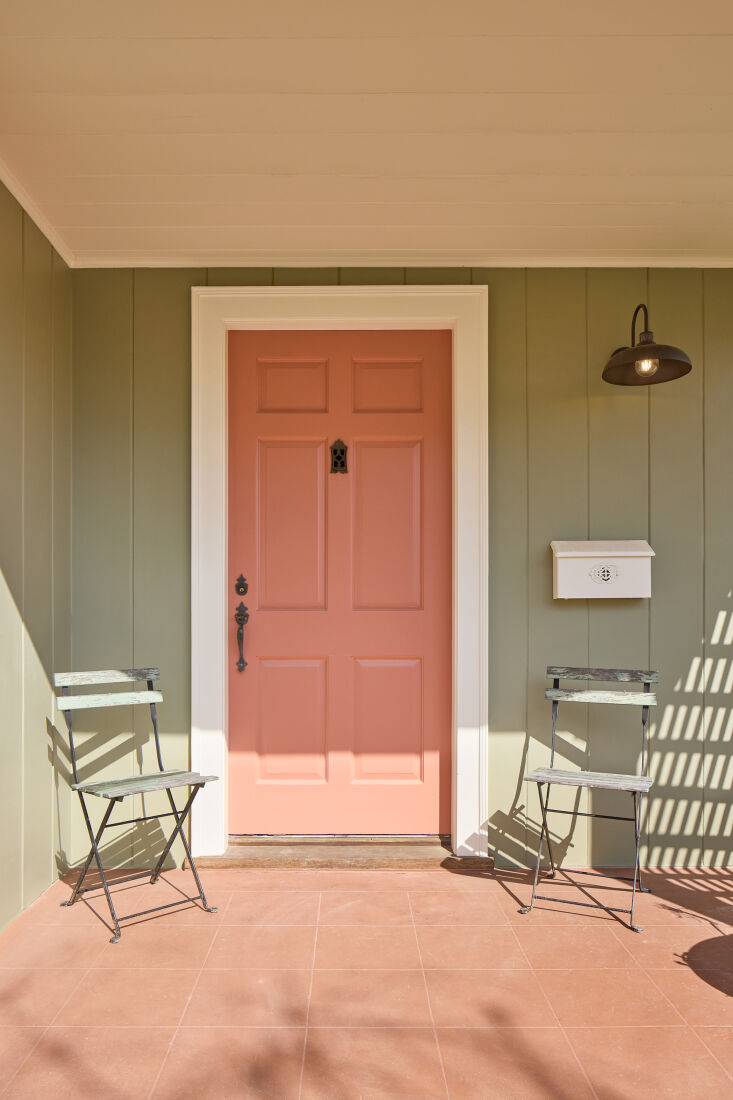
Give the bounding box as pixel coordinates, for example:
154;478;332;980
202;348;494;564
227;329;452;834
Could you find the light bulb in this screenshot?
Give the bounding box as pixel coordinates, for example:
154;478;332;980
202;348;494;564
634;357;659;378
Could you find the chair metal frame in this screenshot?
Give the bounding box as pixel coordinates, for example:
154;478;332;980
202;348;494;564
521;665;657;932
55;667;218;942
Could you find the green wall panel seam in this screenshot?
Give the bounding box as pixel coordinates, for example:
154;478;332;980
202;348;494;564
699;269;706;868
131;270;136;677
523;267;530;864
19;212;26;911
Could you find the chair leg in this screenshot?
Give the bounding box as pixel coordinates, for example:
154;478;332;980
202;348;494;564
520;783;553;915
538;784;556;878
163;787;217;913
62;796;118;907
149;785;201;885
634;790;651;895
629;792;644;933
71;794;123;943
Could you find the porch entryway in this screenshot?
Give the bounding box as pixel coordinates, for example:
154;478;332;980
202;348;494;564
190;285;489;859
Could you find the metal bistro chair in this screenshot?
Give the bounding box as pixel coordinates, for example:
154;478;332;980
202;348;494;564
55;668;218;942
521;666;657;932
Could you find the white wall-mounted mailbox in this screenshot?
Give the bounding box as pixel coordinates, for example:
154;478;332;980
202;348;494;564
550;540;654;599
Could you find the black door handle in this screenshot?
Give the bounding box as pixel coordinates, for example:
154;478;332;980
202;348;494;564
234;601;249;671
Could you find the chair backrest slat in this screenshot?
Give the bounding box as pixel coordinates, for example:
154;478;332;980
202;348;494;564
545;687;656;707
56;690;163;712
54;668;160;687
545;664;658;772
547;666;658;684
54;668;165;788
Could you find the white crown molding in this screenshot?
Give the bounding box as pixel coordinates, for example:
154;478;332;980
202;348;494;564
0;156;75;266
73;251;733;270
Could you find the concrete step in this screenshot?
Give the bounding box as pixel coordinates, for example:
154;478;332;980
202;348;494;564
191;835;493;870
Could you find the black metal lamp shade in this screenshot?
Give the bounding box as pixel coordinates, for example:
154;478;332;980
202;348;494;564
602;303;692;386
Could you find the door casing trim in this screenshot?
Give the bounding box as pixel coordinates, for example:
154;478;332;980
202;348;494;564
191;284;489;857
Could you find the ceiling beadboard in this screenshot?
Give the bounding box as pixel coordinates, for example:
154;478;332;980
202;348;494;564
2;1;733;267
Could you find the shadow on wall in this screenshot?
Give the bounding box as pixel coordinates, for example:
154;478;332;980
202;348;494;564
487;727;581;873
648;598;733;867
488;599;733;871
47;715;179;878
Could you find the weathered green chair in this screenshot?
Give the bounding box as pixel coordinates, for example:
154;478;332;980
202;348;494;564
521;666;657;932
55;668;218;942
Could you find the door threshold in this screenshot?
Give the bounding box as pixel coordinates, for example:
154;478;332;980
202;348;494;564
228;834;452;847
191;834;493;870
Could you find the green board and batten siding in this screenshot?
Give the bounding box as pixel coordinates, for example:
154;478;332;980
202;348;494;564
0;183;72;930
70;264;733;871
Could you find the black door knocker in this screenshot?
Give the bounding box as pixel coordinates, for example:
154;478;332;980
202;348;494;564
330;439;348;473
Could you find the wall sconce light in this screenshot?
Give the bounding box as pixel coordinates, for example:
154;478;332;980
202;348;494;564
602;303;692;386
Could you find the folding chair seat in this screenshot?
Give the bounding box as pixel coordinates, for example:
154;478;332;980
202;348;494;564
73;770;213;799
55;668;218;942
521;665;657;932
526;768;653;794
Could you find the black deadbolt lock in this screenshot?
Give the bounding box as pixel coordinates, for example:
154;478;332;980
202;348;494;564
235;574;248;595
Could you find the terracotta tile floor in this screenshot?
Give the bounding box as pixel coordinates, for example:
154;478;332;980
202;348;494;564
0;866;731;1098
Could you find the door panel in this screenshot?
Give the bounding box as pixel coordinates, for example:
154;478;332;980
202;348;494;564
257;357;329;413
257;438;326;609
352;357;423;412
353;658;423;782
257;659;327;783
352;439;422;610
228;329;451;835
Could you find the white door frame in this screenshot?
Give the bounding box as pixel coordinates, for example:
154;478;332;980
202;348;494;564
190;284;489;857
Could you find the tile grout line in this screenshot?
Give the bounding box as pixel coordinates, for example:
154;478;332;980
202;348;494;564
0;931;108;1097
407;892;450;1098
687;1026;733;1083
0;963;711;974
640;964;733;1082
0;1023;701;1031
145;893;233;1100
297;891;322;1100
510;925;600;1100
606;921;647;966
641;964;711;1027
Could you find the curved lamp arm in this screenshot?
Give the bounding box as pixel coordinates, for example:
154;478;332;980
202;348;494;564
631;303;650;346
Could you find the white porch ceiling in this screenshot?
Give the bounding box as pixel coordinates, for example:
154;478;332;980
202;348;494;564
2;1;733;268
